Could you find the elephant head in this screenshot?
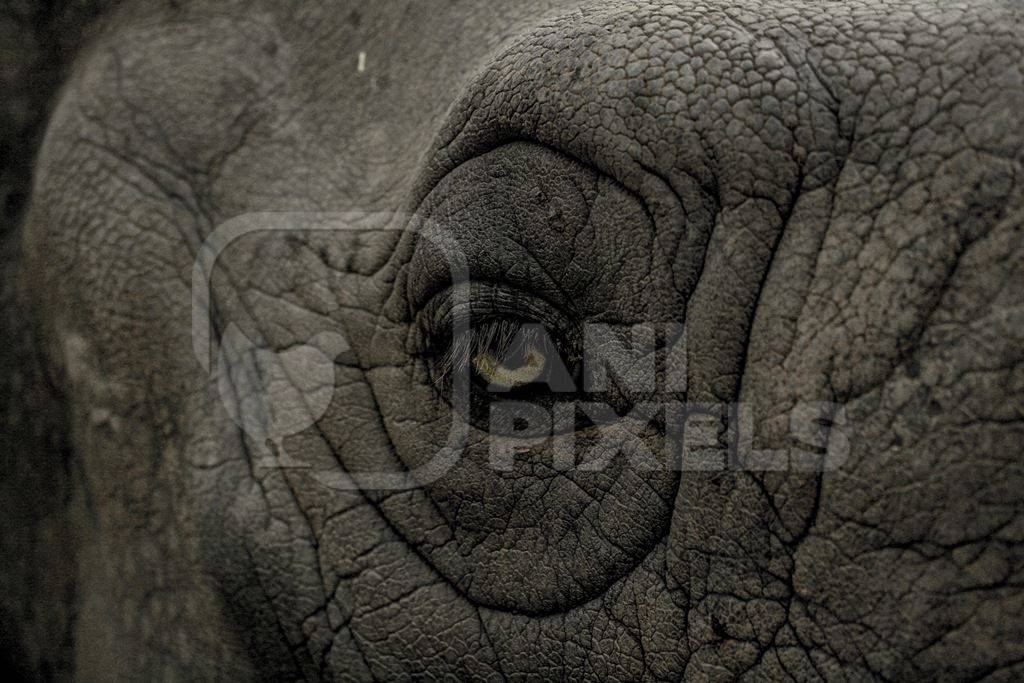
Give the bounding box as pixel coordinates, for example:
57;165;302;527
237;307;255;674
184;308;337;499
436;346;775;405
2;0;1022;679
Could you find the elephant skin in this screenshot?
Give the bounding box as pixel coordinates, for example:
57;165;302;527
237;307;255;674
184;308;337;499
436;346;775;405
2;0;1023;680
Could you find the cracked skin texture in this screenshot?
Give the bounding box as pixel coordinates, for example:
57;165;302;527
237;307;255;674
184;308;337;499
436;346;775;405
4;0;1023;679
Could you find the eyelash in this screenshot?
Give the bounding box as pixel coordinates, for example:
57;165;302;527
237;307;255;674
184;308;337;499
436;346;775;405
432;319;519;386
429;318;574;391
414;281;578;386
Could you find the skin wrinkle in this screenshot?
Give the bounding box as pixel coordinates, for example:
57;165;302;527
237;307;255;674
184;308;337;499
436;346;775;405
269;270;520;672
404;148;582;314
6;0;1024;679
397;140;680;614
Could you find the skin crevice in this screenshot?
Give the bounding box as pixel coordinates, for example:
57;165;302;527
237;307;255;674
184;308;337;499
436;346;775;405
4;0;1024;679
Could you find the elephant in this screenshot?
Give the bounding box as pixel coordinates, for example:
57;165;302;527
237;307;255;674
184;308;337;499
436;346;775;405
1;0;1023;679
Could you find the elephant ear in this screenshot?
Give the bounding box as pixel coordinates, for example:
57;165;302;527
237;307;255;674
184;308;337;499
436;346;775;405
0;2;115;678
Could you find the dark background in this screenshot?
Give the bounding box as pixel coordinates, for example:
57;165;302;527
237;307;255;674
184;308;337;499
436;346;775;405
1;2;111;679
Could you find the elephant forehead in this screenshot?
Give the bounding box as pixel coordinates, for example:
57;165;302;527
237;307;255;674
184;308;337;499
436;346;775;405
424;1;841;206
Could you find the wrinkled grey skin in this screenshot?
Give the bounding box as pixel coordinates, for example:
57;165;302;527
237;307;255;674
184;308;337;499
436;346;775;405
2;0;1023;679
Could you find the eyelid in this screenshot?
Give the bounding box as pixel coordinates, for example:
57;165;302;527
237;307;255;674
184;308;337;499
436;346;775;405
417;282;576;349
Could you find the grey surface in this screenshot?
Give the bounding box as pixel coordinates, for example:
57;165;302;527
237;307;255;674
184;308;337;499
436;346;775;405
2;0;1023;679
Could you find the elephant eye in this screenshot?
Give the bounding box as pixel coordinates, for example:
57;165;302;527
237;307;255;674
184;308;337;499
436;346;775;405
440;319;576;394
473;344;545;389
469;322;555;390
415;284;584;431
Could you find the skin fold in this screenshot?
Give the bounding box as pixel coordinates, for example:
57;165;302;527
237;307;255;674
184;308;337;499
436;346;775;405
1;0;1022;679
